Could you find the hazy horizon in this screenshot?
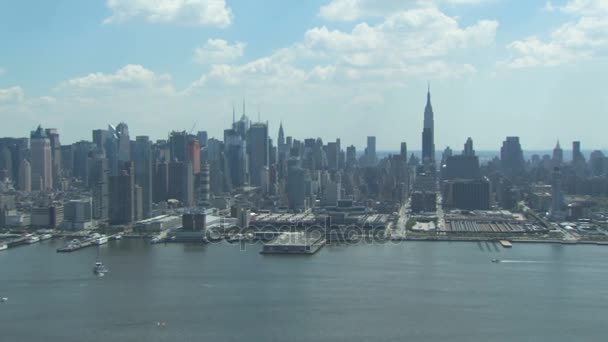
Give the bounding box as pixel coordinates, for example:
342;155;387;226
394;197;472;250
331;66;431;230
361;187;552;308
1;0;607;150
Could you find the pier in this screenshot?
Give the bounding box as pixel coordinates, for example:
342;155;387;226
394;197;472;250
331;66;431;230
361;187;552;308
56;238;96;253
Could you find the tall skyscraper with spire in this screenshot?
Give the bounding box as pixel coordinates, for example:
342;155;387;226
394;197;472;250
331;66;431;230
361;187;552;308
552;141;563;165
422;84;435;164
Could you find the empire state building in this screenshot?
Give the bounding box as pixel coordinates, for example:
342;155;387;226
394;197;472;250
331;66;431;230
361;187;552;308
421;85;435;164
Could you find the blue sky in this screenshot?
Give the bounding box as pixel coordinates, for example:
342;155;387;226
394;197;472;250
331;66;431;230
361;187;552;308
0;0;607;151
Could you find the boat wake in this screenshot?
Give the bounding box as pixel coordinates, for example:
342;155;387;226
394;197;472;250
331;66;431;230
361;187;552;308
499;260;547;264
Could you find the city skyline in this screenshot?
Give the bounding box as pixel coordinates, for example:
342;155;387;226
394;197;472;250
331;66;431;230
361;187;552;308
0;103;606;156
1;0;608;149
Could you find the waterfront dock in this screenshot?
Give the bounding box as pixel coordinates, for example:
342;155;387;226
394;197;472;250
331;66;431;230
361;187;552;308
56;238;95;253
261;232;326;255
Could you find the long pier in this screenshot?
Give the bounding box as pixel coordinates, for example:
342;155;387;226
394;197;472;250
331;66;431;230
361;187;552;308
57;238;96;253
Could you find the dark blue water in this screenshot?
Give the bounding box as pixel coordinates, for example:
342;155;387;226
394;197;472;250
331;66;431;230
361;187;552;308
1;239;607;341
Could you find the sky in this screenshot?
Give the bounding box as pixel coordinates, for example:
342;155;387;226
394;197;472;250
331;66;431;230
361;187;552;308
0;0;607;151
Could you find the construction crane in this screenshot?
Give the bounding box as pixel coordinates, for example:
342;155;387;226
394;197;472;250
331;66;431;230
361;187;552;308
189;121;197;135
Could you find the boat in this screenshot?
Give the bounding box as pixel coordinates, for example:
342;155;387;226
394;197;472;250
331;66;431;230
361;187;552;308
67;239;81;249
0;244;7;251
150;236;162;244
227;234;244;243
499;240;513;248
39;234;53;241
26;235;40;244
1;297;7;303
93;261;109;276
206;231;223;242
111;234;123;241
94;235;109;245
491;259;501;263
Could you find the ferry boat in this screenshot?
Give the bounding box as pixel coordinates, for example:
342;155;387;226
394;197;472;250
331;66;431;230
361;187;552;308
0;244;7;251
227;234;244;243
93;261;109;276
94;235;109;245
26;235;41;244
66;239;81;249
39;234;53;241
499;240;513;248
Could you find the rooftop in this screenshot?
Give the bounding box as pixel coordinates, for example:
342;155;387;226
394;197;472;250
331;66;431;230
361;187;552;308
265;232;322;246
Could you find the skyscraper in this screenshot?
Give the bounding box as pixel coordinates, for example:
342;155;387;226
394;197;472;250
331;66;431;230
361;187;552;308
90;157;109;221
0;147;12;181
114;123;131;162
346;145;357;168
169;160;194;207
572;141;584;163
92;129;110;155
224;128;248;188
0;138;28;187
249;122;269;187
196;131;208;147
134;136;153;219
422;84;435;164
18;159;31;192
277;122;287;162
287;165;307;210
187;137;201;174
400;142;408;162
463;137;475;157
109;162;135;225
552;141;563;165
550;167;564;219
30;125;53;191
45;128;61;188
72;141;93;184
363;136;377;166
500;137;524;180
199;162;210;206
153;161;169;202
169;131;188;162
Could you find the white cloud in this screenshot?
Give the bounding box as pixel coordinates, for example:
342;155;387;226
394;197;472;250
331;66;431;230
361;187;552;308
193;39;245;64
562;0;608;16
0;86;24;104
544;1;555;12
305;6;498;69
58;64;172;91
187;2;494;94
319;0;364;21
503;0;608;68
104;0;233;27
319;0;496;21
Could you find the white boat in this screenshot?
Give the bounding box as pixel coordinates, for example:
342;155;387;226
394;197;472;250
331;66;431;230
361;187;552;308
39;234;53;241
227;234;244;243
95;235;109;245
26;236;40;244
1;297;7;303
0;244;7;251
93;261;109;276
